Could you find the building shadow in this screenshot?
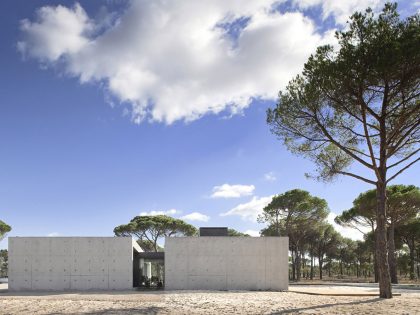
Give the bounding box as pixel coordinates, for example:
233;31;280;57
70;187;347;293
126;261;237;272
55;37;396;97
0;288;166;297
46;306;164;315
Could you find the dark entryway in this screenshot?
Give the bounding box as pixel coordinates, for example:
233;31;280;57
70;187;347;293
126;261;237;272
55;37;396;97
133;251;165;289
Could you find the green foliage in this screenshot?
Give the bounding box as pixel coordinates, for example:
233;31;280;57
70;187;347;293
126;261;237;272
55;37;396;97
227;228;250;237
114;215;197;252
337;185;419;283
395;218;420;279
386;185;420;225
396;251;411;277
396;219;420;242
0;220;11;241
337;185;419;230
260;225;279;237
315;223;341;260
335;190;378;233
137;240;163;252
267;3;419;296
267;3;420;185
258;189;329;236
259;189;329;281
0;249;7;277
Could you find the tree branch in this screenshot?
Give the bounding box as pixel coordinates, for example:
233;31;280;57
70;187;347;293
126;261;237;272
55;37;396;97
386;157;420;183
387;148;420;169
361;103;380;179
339;123;379;138
347;146;380;161
336;170;376;185
313;114;375;170
387;122;420;158
387;106;420;147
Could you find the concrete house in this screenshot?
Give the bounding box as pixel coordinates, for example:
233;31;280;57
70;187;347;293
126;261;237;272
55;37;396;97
8;228;288;291
8;237;142;291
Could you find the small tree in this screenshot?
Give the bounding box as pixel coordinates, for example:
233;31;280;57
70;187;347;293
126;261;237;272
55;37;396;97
315;223;341;280
336;192;379;282
335;193;377;237
259;189;329;280
114;215;197;252
386;185;420;283
395;219;420;280
337;185;419;283
355;240;371;278
267;4;420;298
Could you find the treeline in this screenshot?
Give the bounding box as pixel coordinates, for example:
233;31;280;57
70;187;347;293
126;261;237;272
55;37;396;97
258;186;420;282
113;215;250;252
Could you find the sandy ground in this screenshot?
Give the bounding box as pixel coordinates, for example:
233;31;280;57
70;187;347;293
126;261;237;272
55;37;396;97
0;284;419;314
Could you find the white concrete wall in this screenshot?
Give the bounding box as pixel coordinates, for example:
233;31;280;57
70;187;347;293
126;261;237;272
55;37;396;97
8;237;138;291
165;237;288;290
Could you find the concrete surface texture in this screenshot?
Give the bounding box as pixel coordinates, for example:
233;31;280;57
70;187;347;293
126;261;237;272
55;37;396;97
165;236;288;290
8;237;141;291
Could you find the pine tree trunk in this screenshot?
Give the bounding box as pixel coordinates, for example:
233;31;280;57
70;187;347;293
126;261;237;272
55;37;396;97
292;249;296;281
408;241;415;280
310;254;314;280
296;250;301;281
376;181;392;298
319;256;323;280
373;251;379;282
388;222;398;284
328;258;331;277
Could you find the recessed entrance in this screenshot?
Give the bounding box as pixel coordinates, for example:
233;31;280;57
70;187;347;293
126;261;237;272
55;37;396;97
133;251;165;289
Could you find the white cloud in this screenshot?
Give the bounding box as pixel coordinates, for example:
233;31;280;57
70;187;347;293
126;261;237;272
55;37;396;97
244;229;260;237
220;195;273;221
181;212;210;222
140;209;179;216
47;232;60;237
327;212;367;241
293;0;383;25
264;172;277;181
18;4;93;61
211;184;255;198
18;1;338;124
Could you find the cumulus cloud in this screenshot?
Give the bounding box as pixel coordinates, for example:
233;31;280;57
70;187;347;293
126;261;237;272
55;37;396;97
47;232;60;237
18;4;93;61
18;1;340;124
244;229;260;237
293;0;383;25
264;172;277;181
220;195;273;221
140;209;179;216
211;184;255;198
181;212;210;222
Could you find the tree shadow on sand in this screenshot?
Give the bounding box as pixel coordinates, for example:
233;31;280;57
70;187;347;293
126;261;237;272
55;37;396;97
271;297;383;314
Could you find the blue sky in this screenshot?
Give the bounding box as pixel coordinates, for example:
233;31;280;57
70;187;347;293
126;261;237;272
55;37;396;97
1;0;419;249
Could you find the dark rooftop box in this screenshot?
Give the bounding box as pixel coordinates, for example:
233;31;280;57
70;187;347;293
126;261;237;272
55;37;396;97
199;227;228;237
